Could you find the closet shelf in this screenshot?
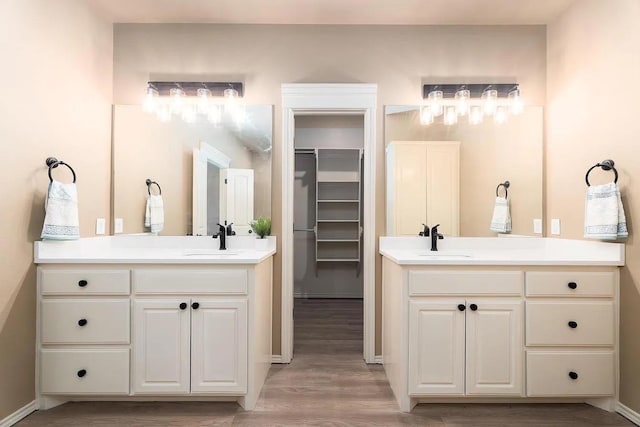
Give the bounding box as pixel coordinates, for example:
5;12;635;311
317;219;360;223
317;239;360;243
317;178;360;183
316;258;360;262
317;199;359;203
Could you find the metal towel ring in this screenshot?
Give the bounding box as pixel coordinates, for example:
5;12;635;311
585;159;618;186
46;157;76;183
146;179;162;195
496;181;510;198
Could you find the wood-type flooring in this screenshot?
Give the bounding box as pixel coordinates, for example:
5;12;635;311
19;299;634;426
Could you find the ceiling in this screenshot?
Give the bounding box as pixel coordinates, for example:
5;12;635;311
88;0;575;25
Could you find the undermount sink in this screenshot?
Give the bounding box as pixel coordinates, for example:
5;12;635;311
415;251;472;258
182;250;242;256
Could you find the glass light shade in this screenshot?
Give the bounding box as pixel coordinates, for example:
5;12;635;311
508;87;523;115
142;86;159;113
427;90;444;117
207;105;222;126
224;87;239;101
494;106;508;124
155;104;171;122
420;106;434;125
444;106;458;125
469;106;483;125
197;87;211;114
181;104;197;123
454;88;470;116
169;87;185;114
481;88;498;116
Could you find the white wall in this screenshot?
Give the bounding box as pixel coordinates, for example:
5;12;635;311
0;0;113;419
547;0;640;413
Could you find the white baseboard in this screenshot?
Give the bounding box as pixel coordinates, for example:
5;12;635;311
271;354;286;364
617;402;640;425
0;400;37;427
373;355;383;364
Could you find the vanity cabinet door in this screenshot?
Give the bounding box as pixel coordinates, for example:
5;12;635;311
465;300;524;396
408;300;465;395
133;299;191;394
191;299;248;393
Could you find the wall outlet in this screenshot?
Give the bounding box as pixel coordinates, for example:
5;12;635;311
96;218;106;235
533;219;543;234
551;218;561;235
114;218;124;234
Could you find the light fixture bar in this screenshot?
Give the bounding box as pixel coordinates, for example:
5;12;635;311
423;83;517;99
148;82;244;97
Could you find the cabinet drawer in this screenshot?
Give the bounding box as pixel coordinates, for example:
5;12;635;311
526;271;614;297
527;351;614;396
41;299;130;344
41;269;130;295
409;271;523;296
134;269;248;294
526;302;614;346
40;349;130;394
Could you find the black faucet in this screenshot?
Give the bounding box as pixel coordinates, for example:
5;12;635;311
418;223;430;237
430;224;444;251
226;223;236;236
213;223;226;250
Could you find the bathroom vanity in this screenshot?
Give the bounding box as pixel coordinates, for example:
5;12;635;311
34;236;275;411
380;236;624;412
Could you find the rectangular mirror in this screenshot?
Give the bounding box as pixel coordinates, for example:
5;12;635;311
112;104;272;236
384;105;542;237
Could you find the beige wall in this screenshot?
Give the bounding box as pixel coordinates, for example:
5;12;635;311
547;0;640;412
113;24;547;356
0;0;113;419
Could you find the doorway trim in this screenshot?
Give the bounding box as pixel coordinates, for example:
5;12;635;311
281;83;377;363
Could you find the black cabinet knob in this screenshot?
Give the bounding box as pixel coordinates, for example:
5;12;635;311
179;302;187;310
568;282;578;289
569;371;578;380
457;304;466;311
78;319;88;327
469;304;478;311
568;321;578;329
191;302;200;310
78;280;88;287
77;369;87;378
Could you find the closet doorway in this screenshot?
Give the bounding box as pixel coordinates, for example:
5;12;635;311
281;84;377;363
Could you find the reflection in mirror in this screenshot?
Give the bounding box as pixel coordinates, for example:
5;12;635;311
385;106;542;237
113;105;272;236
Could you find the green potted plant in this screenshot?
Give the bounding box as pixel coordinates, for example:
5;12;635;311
250;217;271;250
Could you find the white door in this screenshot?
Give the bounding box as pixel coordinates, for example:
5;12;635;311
388;142;427;236
133;299;191;394
425;142;460;237
191;299;248;393
408;299;465;395
465;299;524;396
221;168;254;235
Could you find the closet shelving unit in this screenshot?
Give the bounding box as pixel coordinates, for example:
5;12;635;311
315;148;363;263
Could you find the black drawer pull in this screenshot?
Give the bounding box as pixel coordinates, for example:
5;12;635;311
191;302;200;310
78;280;88;287
78;319;88;327
469;304;478;311
457;304;466;311
567;282;577;290
179;302;187;310
568;371;578;380
568;321;578;329
77;369;87;378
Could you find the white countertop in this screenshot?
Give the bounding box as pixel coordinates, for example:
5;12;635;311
34;235;277;264
379;236;625;266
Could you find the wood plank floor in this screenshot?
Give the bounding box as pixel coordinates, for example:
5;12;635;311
19;299;634;426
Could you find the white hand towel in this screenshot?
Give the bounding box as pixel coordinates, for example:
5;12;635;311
490;196;512;234
144;194;164;233
584;182;628;240
41;180;80;240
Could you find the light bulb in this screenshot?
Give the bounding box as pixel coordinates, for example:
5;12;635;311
207;105;222;126
454;88;470;116
224;87;239;103
494;106;507;124
444;106;458;125
142;86;159;113
155;103;171;122
169;87;185;114
197;87;211;114
469;106;483;125
427;90;444;117
482;88;498;116
181;104;197;123
508;87;523;115
420;106;434;125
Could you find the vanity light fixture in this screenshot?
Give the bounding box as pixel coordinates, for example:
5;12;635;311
421;83;523;126
142;81;244;124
